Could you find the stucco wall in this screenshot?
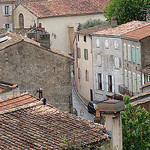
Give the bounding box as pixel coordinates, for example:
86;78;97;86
0;41;72;112
0;3;14;29
14;5;38;28
39;14;105;53
75;34;93;102
92;36;123;101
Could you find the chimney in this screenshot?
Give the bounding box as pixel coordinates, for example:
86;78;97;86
111;16;118;27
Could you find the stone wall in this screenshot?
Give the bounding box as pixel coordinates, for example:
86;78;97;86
0;41;73;112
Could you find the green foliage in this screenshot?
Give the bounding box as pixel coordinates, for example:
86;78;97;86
123;94;130;105
104;0;150;25
77;19;108;30
122;103;150;150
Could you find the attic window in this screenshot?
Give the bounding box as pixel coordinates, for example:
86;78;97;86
84;36;86;42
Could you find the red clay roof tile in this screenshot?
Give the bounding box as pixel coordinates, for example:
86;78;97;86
122;24;150;40
22;0;108;18
0;94;108;149
94;21;150;36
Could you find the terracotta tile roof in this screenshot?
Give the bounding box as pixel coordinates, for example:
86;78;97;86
122;24;150;40
76;24;111;35
0;92;39;111
0;32;73;60
22;0;108;18
0;98;108;149
140;81;150;89
0;81;18;94
139;65;150;75
94;21;150;36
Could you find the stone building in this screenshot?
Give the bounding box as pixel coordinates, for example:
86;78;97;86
92;21;150;101
14;0;108;53
0;32;73;112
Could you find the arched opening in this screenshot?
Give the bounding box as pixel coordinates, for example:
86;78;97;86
19;13;24;29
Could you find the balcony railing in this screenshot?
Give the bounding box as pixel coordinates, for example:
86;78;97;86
118;84;135;97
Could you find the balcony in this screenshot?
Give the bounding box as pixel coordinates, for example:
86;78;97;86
118;84;135;97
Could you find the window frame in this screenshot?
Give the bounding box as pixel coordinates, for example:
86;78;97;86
84;49;88;60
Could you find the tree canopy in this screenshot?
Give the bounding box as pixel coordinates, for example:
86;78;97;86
122;95;150;150
104;0;150;25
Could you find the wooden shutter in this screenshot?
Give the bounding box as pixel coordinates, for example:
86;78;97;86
102;74;104;90
128;71;132;91
112;76;115;93
124;69;127;87
137;74;141;92
3;24;5;29
132;46;135;63
106;75;108;91
133;72;136;93
2;6;5;16
9;23;12;31
9;5;12;15
128;45;131;61
124;43;127;60
136;47;139;64
96;73;98;89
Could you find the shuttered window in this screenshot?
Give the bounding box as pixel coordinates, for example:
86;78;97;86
132;46;135;63
125;69;127;87
84;49;88;60
137;74;141;92
128;45;131;61
136;47;140;64
133;72;136;93
124;43;127;60
128;71;132;91
77;48;81;58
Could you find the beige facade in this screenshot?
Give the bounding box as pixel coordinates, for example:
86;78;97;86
75;34;94;102
14;5;38;29
14;4;106;53
0;1;15;31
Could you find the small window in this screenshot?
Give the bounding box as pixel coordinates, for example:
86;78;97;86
84;49;88;60
77;47;81;58
128;45;131;61
5;24;9;29
4;6;9;15
96;39;100;47
85;70;89;81
19;13;24;29
114;57;120;68
78;68;81;79
124;43;127;60
132;46;135;63
98;73;102;90
78;34;79;41
105;39;109;48
114;40;119;49
84;36;86;42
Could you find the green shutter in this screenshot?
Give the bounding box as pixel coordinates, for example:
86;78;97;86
128;45;131;61
125;69;127;87
124;44;127;60
132;46;135;63
136;47;139;64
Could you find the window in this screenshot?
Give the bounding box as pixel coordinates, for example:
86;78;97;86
19;13;24;29
133;72;136;93
136;47;140;64
105;39;109;48
2;6;12;16
98;73;102;90
77;47;81;58
78;68;81;79
78;34;79;41
144;74;148;84
84;49;88;60
97;54;102;66
114;57;120;68
96;39;100;47
84;36;86;42
128;45;131;61
85;70;89;81
106;75;114;92
5;24;9;29
125;69;128;87
124;43;127;60
137;74;141;92
132;46;135;63
114;40;119;49
128;71;132;91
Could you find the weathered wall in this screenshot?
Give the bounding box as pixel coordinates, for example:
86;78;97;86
75;34;94;102
0;41;72;112
92;36;123;101
141;36;150;67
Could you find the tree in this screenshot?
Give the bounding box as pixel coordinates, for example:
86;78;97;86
122;96;150;150
104;0;150;25
77;19;108;30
